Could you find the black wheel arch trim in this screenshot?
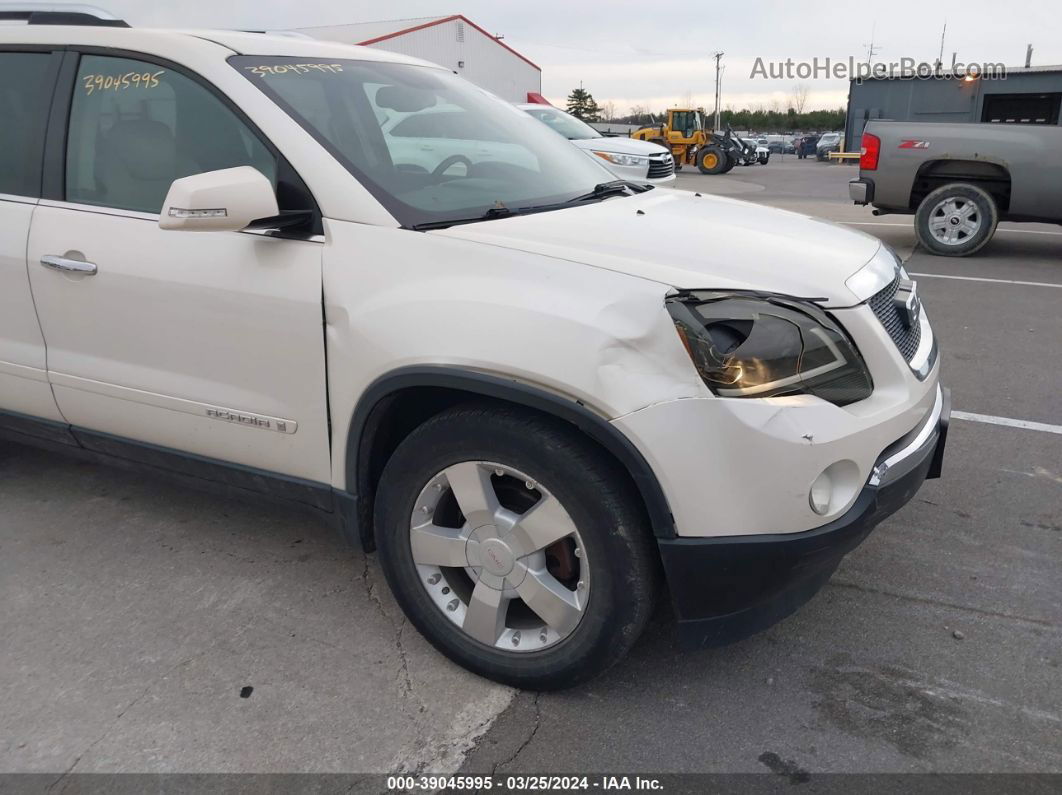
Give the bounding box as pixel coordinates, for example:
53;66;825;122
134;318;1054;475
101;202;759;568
346;366;677;548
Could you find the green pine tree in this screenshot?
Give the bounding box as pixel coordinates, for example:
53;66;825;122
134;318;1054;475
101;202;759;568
566;86;601;121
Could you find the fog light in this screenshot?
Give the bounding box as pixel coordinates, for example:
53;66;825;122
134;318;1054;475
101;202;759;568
809;471;833;515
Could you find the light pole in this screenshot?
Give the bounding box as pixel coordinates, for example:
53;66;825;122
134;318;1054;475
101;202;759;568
713;51;724;131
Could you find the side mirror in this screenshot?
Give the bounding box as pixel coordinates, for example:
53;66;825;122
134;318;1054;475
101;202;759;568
159;167;278;232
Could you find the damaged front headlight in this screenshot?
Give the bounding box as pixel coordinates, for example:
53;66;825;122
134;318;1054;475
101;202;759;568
666;292;873;406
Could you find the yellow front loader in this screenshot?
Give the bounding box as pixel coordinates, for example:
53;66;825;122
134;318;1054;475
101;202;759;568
631;108;734;174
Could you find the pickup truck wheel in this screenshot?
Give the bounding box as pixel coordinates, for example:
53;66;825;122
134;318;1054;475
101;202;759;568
915;183;999;257
373;405;657;690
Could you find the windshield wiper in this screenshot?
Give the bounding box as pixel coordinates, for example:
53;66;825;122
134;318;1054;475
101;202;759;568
565;180;650;203
409;181;652;232
411;206;514;231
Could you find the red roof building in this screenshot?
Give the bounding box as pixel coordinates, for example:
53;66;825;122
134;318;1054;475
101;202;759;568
296;15;543;103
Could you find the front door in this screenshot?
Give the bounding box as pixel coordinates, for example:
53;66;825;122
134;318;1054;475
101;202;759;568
0;50;64;425
26;53;330;483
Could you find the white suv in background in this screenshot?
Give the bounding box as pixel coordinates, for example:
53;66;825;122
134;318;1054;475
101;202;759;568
519;103;676;183
0;10;947;689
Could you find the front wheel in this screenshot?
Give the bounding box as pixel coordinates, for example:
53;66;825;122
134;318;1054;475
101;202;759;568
374;405;658;690
915;183;998;257
697;145;727;174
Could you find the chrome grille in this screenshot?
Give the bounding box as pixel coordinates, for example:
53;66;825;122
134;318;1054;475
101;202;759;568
647;154;674;179
868;275;922;362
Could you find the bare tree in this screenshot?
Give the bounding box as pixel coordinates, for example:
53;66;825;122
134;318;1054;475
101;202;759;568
601;100;616;121
681;89;694;107
790;84;810;114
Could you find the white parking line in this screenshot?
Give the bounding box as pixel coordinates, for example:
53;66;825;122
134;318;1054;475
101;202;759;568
841;221;1062;237
908;272;1062;289
994;228;1062;236
952;411;1062;436
841;221;912;227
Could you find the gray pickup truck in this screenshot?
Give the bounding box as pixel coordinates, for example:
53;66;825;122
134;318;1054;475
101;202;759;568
849;120;1062;256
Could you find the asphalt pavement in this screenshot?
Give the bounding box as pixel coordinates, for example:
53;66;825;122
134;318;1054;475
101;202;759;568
1;157;1059;780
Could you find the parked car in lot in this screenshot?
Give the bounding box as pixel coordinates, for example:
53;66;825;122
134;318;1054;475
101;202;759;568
519;103;675;183
764;135;793;154
1;10;947;689
816;132;843;161
851;120;1062;256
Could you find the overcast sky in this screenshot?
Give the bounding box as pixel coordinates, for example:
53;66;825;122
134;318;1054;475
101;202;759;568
8;0;1060;112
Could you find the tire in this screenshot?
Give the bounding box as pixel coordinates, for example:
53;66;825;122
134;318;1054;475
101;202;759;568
915;183;999;257
697;145;727;174
720;154;737;174
758;154;769;165
374;404;658;690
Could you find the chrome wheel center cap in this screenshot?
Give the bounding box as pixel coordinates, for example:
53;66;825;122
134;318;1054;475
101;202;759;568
949;215;961;226
478;537;515;577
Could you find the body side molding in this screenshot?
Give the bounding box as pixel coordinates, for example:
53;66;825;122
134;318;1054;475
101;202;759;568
0;408;337;514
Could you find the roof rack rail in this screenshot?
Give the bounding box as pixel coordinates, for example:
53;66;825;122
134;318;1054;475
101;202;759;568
0;4;129;27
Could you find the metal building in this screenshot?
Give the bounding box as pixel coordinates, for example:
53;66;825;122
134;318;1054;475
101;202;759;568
845;65;1062;150
295;15;543;103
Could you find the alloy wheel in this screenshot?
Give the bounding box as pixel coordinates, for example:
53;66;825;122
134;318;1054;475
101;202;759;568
408;461;589;652
928;197;981;246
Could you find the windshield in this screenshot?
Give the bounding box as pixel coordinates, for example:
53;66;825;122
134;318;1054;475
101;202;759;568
819;133;839;144
522;106;602;140
231;57;616;227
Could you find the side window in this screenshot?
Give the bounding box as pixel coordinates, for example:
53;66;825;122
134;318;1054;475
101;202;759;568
671;112;694;135
66;55;277;214
0;52;54;197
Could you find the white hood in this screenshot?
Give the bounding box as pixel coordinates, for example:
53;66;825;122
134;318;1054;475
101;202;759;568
570;137;670;156
437;189;884;307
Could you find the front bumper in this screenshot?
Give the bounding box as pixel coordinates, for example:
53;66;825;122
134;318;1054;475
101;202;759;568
850;177;875;204
658;386;950;648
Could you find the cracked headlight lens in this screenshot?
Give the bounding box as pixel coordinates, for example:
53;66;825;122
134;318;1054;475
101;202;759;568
667;292;873;406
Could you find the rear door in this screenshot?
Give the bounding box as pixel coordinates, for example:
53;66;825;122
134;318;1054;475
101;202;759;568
26;51;331;483
0;48;64;426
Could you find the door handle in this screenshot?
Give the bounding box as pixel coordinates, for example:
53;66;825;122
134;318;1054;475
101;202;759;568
40;255;97;275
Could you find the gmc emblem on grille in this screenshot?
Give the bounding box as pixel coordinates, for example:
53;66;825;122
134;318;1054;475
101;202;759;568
893;279;920;328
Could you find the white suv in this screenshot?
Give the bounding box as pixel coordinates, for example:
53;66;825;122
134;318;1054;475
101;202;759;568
0;11;948;689
518;104;676;184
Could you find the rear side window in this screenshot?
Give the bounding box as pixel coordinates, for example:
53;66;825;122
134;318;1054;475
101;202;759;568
66;54;277;213
0;52;54;197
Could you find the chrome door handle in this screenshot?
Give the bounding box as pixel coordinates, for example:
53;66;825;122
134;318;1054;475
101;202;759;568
40;255;97;275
